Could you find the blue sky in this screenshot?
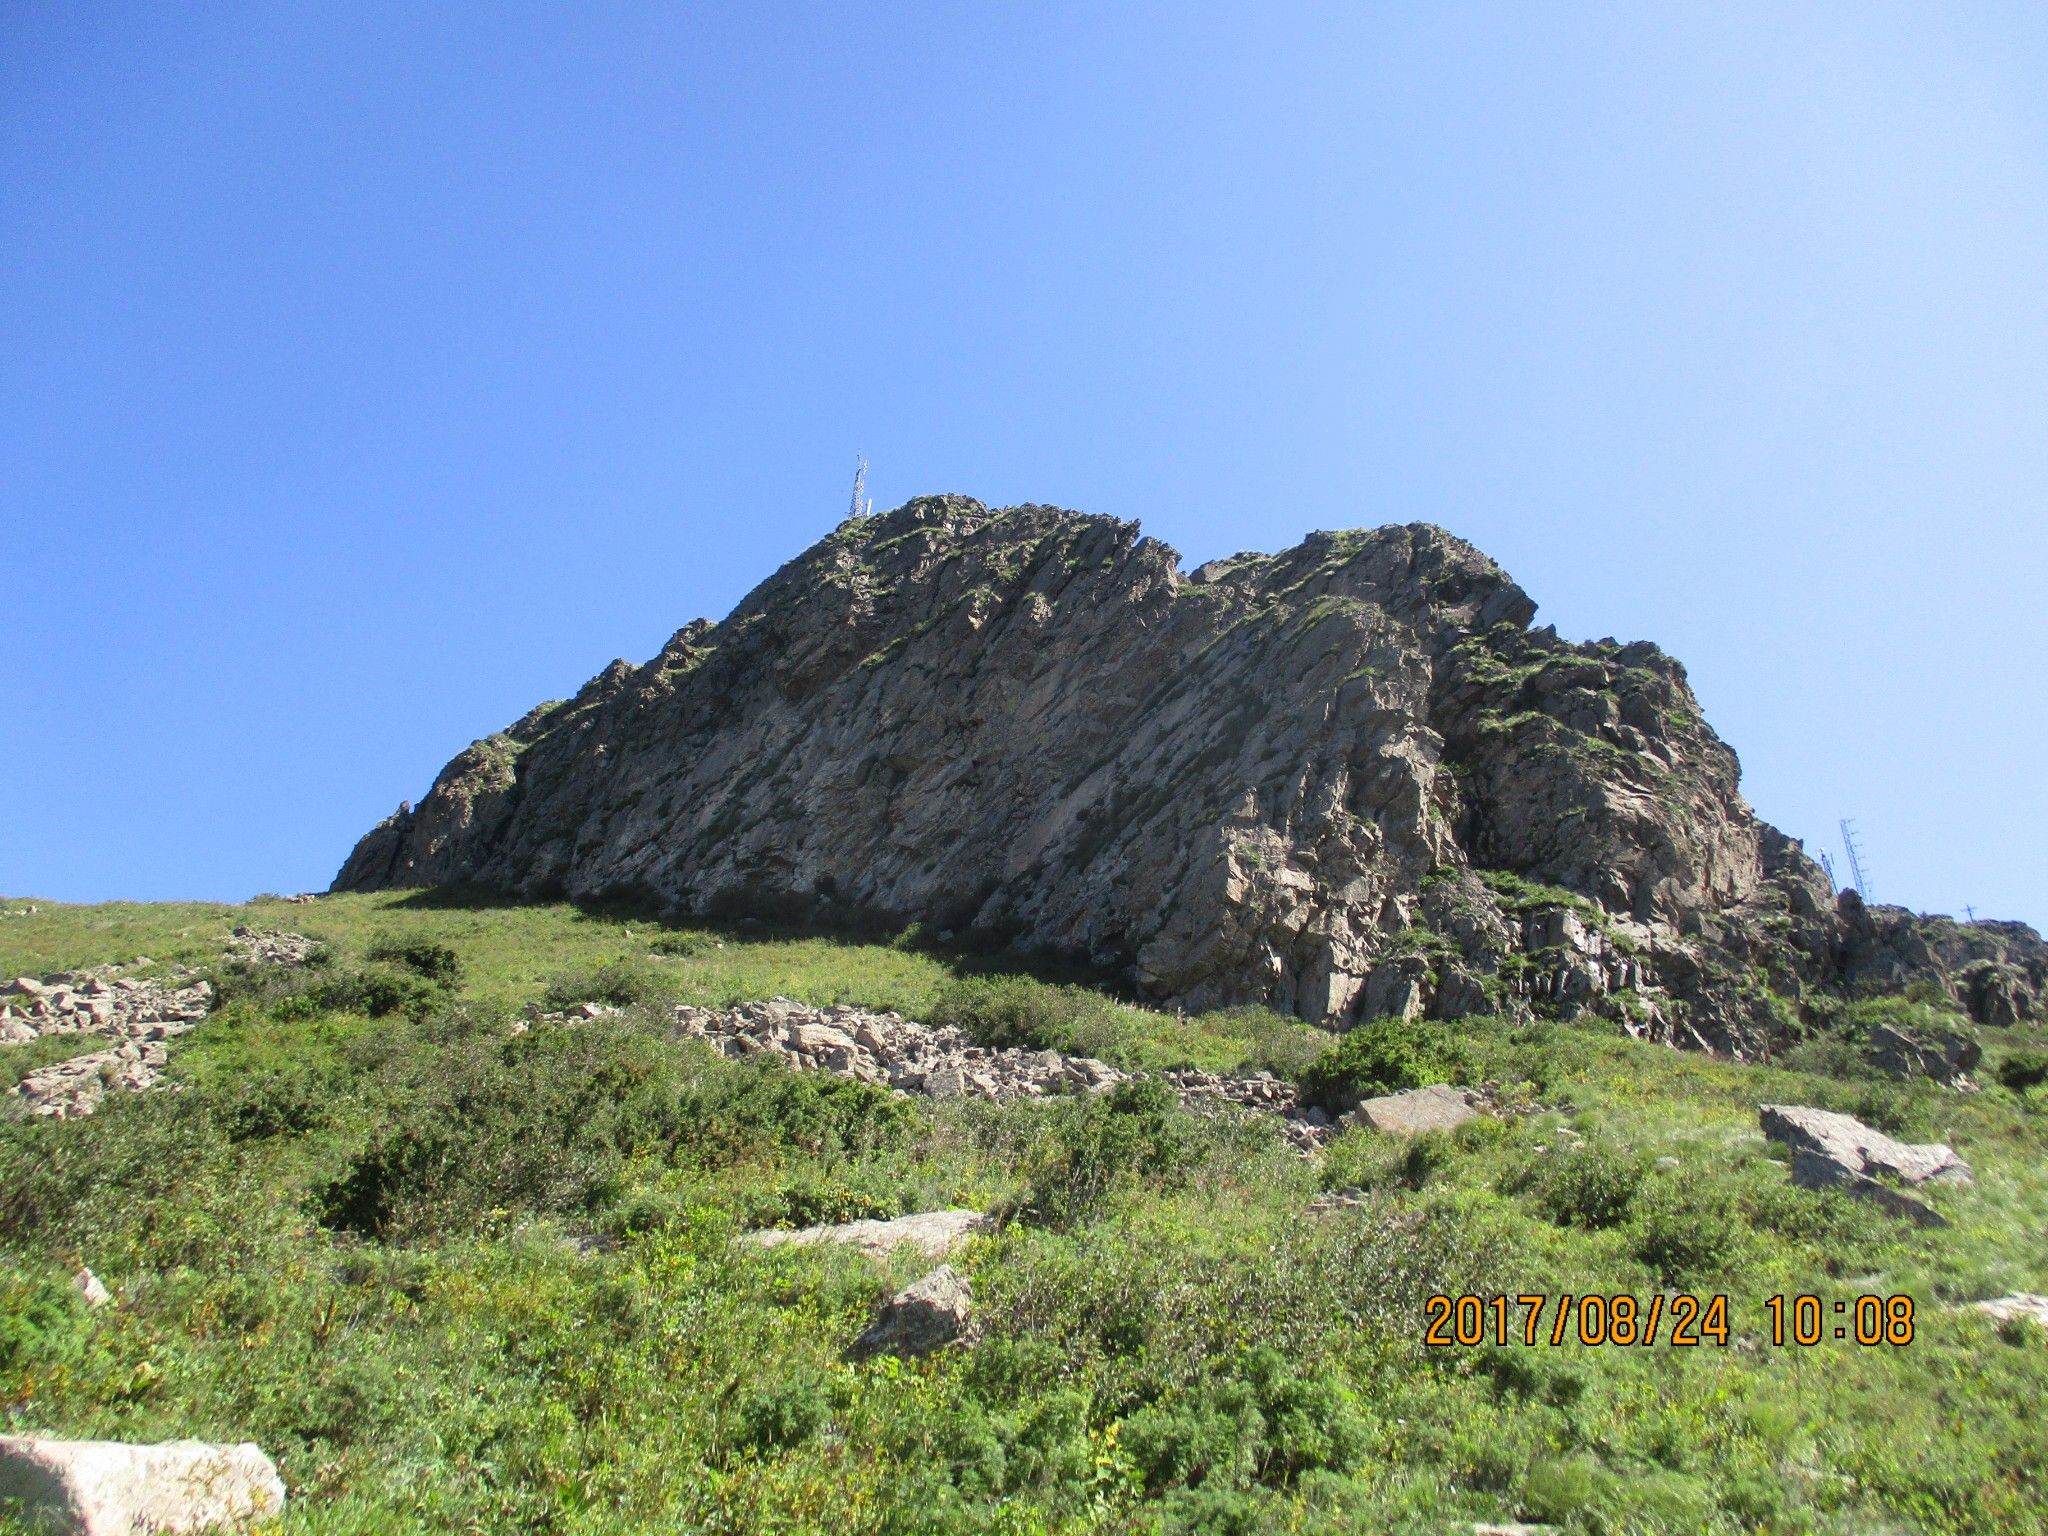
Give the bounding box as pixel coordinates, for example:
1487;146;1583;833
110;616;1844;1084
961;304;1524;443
3;2;2044;926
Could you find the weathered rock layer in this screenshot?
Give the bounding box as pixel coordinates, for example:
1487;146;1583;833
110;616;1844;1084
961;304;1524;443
335;497;2044;1053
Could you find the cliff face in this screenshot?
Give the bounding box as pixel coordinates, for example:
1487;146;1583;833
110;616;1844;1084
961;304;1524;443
336;496;2043;1052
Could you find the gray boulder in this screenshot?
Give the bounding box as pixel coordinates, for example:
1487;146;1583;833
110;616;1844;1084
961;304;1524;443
0;1435;284;1534
851;1265;973;1358
1760;1104;1971;1225
1347;1083;1482;1137
739;1209;991;1262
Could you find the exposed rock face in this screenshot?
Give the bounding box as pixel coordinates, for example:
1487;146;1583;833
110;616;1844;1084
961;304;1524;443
0;1435;285;1535
1863;1021;1980;1088
334;497;2045;1054
1970;1294;2048;1331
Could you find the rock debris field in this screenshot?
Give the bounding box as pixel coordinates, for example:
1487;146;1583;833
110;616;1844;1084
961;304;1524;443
668;996;1339;1150
2;967;213;1120
0;928;298;1120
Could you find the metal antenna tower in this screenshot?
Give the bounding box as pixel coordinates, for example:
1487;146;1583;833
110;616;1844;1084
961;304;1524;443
1817;850;1838;892
847;454;872;524
1839;818;1873;902
1964;905;1977;923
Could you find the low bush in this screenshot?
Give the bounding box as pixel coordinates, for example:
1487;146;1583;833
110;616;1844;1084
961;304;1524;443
1018;1080;1203;1227
1629;1175;1746;1284
1994;1050;2048;1095
1522;1141;1647;1231
1212;1006;1330;1079
1296;1017;1474;1111
929;975;1139;1063
365;937;463;985
540;958;680;1012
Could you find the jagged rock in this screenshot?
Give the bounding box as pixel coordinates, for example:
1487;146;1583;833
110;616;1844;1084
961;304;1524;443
1864;1021;1981;1088
1760;1104;1970;1224
1347;1083;1482;1137
850;1265;973;1358
0;1434;285;1534
1760;1105;1973;1187
740;1209;992;1261
332;499;2045;1056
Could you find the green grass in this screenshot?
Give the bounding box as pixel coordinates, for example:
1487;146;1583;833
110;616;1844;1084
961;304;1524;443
2;894;2046;1534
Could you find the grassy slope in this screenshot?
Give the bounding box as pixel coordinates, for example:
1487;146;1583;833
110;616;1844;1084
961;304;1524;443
0;893;2044;1536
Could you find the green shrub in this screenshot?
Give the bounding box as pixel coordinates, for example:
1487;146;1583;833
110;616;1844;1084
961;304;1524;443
1995;1050;2048;1094
1297;1018;1474;1111
0;1266;94;1376
308;963;447;1022
315;1022;918;1238
1119;1348;1367;1494
734;1373;831;1453
1526;1142;1646;1231
366;937;463;985
929;976;1138;1063
1630;1177;1746;1284
1018;1086;1201;1228
1213;1007;1331;1079
541;958;679;1011
214;1064;339;1140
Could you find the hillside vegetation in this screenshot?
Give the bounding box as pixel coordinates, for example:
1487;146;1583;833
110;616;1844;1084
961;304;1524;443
3;892;2047;1535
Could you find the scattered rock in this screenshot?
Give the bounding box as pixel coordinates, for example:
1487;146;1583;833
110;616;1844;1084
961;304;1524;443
72;1268;111;1310
850;1265;973;1358
3;965;213;1119
1864;1021;1981;1088
0;1434;285;1535
740;1209;992;1262
1968;1294;2048;1331
226;927;321;967
1346;1083;1482;1137
1307;1186;1369;1214
672;998;1344;1151
1760;1104;1971;1225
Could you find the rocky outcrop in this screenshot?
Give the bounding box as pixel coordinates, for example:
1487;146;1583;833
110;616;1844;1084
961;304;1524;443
1969;1294;2048;1331
224;927;321;967
334;497;2043;1055
1864;1021;1980;1088
1760;1104;1972;1225
0;1435;285;1534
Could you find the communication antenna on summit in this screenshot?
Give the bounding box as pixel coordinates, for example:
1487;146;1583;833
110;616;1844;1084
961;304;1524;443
1817;851;1838;893
1839;818;1873;902
847;454;872;524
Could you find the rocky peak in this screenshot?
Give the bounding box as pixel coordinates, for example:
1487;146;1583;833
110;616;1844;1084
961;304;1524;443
334;498;2041;1053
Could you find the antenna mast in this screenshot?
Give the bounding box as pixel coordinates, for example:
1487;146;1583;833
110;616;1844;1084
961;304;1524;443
1839;818;1873;902
848;454;871;524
